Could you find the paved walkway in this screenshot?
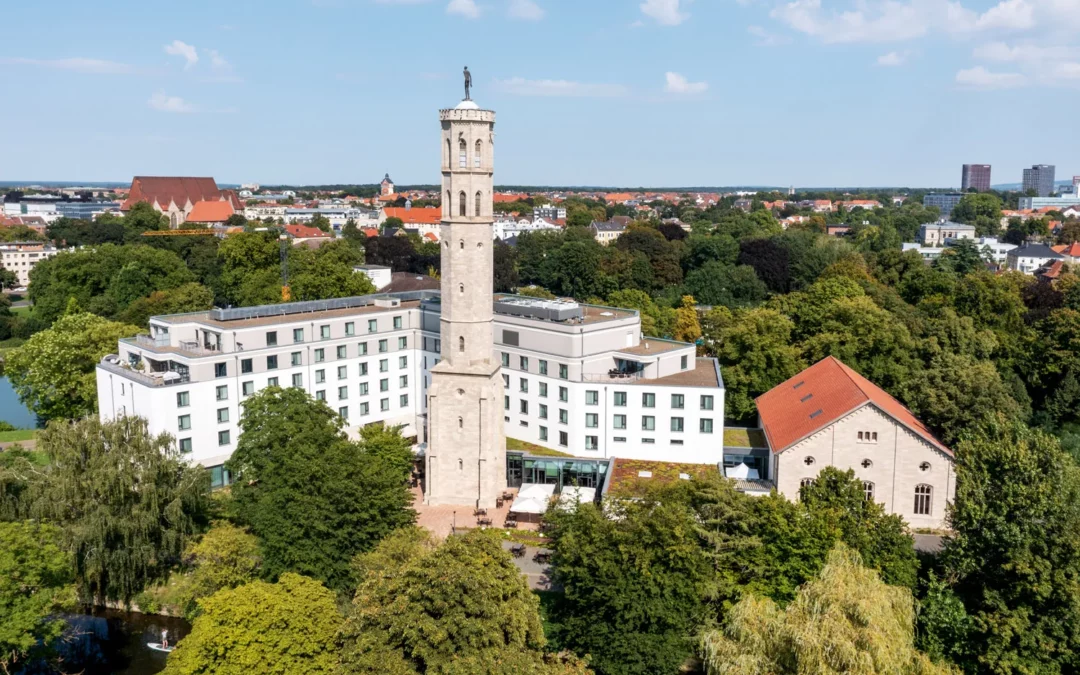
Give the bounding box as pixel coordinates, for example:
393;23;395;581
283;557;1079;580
501;541;555;590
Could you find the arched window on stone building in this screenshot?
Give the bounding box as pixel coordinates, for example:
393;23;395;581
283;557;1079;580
474;140;482;168
475;191;482;216
459;139;467;168
458;191;466;217
914;484;932;515
458;336;465;353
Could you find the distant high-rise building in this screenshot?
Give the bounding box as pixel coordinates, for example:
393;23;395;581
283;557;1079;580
923;193;964;217
1022;165;1056;197
961;164;991;192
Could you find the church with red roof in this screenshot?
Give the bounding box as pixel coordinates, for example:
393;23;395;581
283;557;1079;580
122;176;241;228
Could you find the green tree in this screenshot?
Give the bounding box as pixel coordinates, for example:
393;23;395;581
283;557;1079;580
173;522;262;620
117;282;214;326
672;295;702;343
340;528;589;675
950;193;1003;234
701;546;948;675
218;231;282;306
122;201;170;240
606;289;672;336
164;573;341;675
30;416;210;604
309;213;332;232
0;265;17;290
0;521;75;674
5;312;139;420
383;215;404;231
226;387;415;591
685;262;768;308
546;498;710;675
934;238;985;276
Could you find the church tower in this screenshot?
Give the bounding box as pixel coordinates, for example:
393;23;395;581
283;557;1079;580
424;97;506;508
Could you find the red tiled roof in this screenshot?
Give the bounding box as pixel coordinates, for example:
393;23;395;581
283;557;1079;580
1041;260;1065;279
493;193;523;203
423;232;438;241
285;224;330;239
362;227;379;237
755;356;950;457
383;207;441;225
122;176;225;211
186;200;235;223
1052;242;1080;257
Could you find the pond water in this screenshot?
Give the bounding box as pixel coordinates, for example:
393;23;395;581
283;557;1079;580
20;609;191;675
0;375;38;429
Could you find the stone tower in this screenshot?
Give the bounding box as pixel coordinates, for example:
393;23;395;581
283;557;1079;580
424;99;506;508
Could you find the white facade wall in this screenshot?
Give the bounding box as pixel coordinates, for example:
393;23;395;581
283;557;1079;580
0;246;58;286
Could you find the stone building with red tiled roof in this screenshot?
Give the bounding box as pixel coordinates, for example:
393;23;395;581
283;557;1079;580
185;200;235;225
122;176;242;228
755;356;954;529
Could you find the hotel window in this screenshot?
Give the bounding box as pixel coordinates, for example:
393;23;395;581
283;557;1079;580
585;436;598;450
559;431;568;447
359;382;369;396
586;413;598;429
218;430;231;446
520;379;528;393
559;409;568;424
320;325;330;340
613;437;626;443
613;414;626;430
559;387;568;402
266;331;278;346
399;375;408;388
380;379;389;392
345;322;355;336
242;381;254;397
380;359;388;373
393;316;402;330
585;390;598;405
359;362;369;376
293;328;304;343
217;408;229;423
642;393;655;408
316;390;326;401
642;438;655;444
614;391;627;407
379;339;388;353
559;364;568;380
863;481;875;501
267;377;279;387
381;398;390;412
339;406;349;420
520;356;529;370
368;319;377;333
700;395;714;411
179;438;192;454
914;485;933;515
360;402;369;416
700;418;714;434
338;366;347;380
241;359;253;374
539;382;548;397
399;356;408;368
315;348;325;362
520;400;529;414
178;415;191;431
642;416;655;431
291;352;302;367
359;342;368;355
176;391;190;407
503;374;510;388
400;394;409;407
539;360;548;375
505;395;510;410
216;385;228;401
266;355;278;370
398;337;407;349
671;394;685;409
539;404;548;419
316;369;325;384
337;345;347;359
215;362;227;378
539;426;548;441
501;352;510;367
338;386;349;400
681;355;688;369
671;417;684;432
292;373;303;388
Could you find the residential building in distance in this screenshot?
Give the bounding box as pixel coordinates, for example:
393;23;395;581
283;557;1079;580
923;193;964;218
1006;242;1065;274
1051;242;1080;264
1017;180;1080;210
381;206;441;240
532;205;566;221
590;216;631;245
0;241;59;287
755;356;954;530
961;164;991;192
919;220;976;246
1022;164;1056;197
493;215;560;241
974;237;1017;264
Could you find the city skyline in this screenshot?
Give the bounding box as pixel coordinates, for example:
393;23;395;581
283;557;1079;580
3;0;1078;187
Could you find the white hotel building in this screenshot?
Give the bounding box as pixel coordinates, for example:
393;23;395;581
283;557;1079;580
96;292;725;489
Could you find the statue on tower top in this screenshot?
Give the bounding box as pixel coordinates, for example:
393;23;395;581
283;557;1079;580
463;66;472;101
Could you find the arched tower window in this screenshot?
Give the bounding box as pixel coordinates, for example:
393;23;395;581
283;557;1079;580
458;191;466;217
446;190;451;217
459;239;464;250
474;140;482;167
458;139;466;168
459;283;464;294
475;191;482;216
458;336;465;353
445;139;451;167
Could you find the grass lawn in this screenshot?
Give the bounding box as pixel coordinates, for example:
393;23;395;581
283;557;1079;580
507;437;572;457
0;429;37;443
533;590;564;649
723;427;768;448
9;305;31;318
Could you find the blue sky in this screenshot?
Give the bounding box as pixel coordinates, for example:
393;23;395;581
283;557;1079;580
1;0;1077;188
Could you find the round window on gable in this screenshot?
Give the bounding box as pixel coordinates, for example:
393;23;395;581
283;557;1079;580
861;459;873;469
919;461;931;472
803;456;815;466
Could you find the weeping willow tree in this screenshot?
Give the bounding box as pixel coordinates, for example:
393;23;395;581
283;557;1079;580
30;416;210;605
700;545;952;675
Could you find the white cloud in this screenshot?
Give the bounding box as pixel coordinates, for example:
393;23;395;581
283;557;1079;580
494;77;628;97
955;65;1024;89
747;24;789;46
974;41;1076;63
207;49;229;70
876;50;908;66
447;0;480;18
973;0;1034;31
148;91;197;113
164;40;198;69
1052;62;1080;79
0;57;136;74
508;0;544;20
663;71;708;94
640;0;689;26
